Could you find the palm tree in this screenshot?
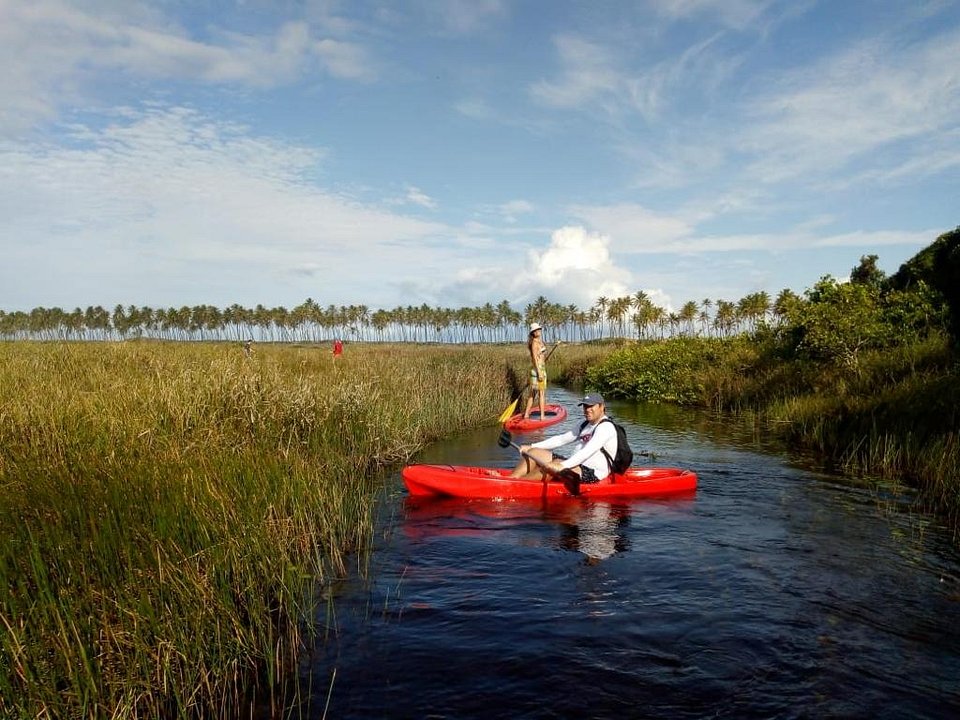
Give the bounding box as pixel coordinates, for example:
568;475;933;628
593;296;609;339
679;301;698;336
713;300;736;338
773;288;802;326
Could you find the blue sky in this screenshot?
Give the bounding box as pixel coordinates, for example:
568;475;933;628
1;0;957;314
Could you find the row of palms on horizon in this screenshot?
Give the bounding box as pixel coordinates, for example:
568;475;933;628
0;288;800;344
8;226;960;344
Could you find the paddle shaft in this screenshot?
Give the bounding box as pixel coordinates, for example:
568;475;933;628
543;341;562;362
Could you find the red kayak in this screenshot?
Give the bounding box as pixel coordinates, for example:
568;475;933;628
503;404;568;432
402;464;697;500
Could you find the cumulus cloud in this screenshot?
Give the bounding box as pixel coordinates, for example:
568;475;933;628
526;226;631;301
424;225;633;311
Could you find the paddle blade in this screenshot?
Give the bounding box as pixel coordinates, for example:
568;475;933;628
497;429;512;448
497;398;519;423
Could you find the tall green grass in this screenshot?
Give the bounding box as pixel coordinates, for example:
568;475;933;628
0;341;511;718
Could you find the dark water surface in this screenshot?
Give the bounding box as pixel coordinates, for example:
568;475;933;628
296;388;960;719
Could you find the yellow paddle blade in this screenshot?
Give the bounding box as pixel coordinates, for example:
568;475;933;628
498;398;519;423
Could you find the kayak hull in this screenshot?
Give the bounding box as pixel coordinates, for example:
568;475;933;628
503;404;568;431
402;464;697;499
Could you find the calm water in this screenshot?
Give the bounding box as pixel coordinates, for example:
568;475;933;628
293;388;960;719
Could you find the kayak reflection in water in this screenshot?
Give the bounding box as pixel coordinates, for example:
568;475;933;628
401;496;631;563
556;502;631;563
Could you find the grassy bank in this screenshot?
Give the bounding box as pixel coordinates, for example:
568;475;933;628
586;335;960;531
0;341;513;718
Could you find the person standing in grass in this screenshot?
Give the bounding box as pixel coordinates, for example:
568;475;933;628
523;323;548;419
332;337;343;361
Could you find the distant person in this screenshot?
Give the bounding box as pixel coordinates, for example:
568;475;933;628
523;323;548;420
243;339;254;358
510;393;617;483
332;338;343;360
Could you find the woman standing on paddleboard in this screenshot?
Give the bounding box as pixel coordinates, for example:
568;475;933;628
523;323;548;420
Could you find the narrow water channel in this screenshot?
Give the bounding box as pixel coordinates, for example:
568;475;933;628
294;388;960;719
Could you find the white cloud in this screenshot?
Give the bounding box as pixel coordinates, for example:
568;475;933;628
501;199;534;214
565;202;939;255
313;37;377;81
404;185;438;209
570;203;694;250
426;225;633;311
499;199;534;223
810;229;940;249
526;226;631;302
0;1;377;135
530;35;621;109
417;0;507;35
647;0;774;30
454;97;495;120
741;27;960;184
0;105;450;307
531;27;740;127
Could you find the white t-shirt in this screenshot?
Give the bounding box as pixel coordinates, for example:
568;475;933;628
531;415;618;480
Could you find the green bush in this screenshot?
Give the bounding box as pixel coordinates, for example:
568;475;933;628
586;337;733;405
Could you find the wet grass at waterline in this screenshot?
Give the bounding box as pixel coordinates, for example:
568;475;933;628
0;341;509;718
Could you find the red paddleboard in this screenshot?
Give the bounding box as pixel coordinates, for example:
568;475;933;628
503;404;568;432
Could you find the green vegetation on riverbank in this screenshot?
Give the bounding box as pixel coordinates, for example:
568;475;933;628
585;228;960;530
0;342;513;718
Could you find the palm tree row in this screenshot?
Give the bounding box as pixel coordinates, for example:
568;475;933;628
0;290;798;343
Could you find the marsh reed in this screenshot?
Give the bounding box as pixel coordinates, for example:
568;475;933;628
0;341;514;718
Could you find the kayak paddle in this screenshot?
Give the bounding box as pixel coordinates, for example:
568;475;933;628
497;397;519;423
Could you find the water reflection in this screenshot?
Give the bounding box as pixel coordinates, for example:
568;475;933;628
553;501;630;562
402;494;695;563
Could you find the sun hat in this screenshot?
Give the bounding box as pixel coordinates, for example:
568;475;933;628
529;322;542;333
577;393;605;406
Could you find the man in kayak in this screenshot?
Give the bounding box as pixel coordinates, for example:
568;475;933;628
509;393;617;483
